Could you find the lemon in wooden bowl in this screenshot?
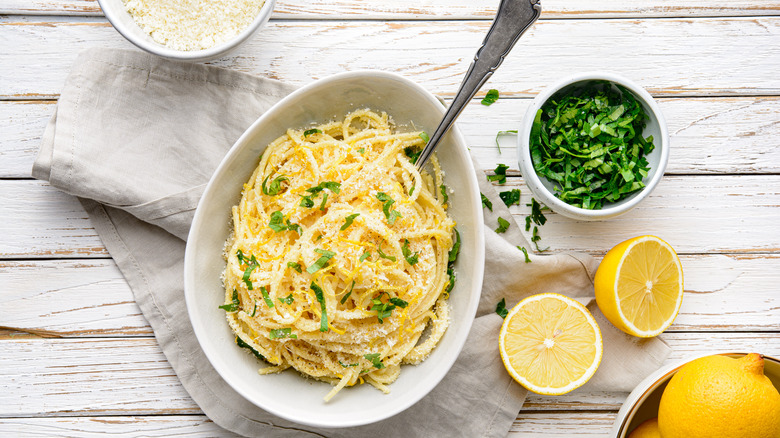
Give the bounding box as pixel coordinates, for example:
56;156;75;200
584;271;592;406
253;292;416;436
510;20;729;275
658;353;780;438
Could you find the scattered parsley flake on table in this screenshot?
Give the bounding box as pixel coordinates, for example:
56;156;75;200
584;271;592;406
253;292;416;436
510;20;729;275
494;129;517;153
487;163;509;184
481;89;499;106
496;216;510;233
496;298;509;318
481;193;493;211
499;189;521;207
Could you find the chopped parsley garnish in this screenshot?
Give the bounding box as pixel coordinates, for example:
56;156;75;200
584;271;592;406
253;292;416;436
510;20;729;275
364;353;385;369
529;83;655;209
375;192;402;225
287;262;302;273
250;300;258;317
359;252;371;263
531;226;549;252
319;181;341;193
401;239;419;265
389;297;408;308
299;195;314;208
370;292;405;324
409;183;415;196
268;211;301;234
496;298;509;319
448;228;461;263
440;184;449;205
269;328;297;339
219;288;240;312
499;189;521;207
445;228;460;294
236;336;265;360
481;193;493;211
340;281;355;304
528;198;548;227
371;300;393;323
278;294;294;305
261;175;288;196
487;163;509;184
523;199;549;251
376;242;396;262
518;246;532;263
260;286;274;308
319;192;329;210
404;146;422;164
303;128;322;137
339;361;359;368
237;252;259;290
310;281;328;332
419;132;430;143
302;181;341;209
340;213;360;231
494;129;518;153
306;248;336;274
357;147;365;154
445;265;456;293
496;216;510;233
481;89;499;106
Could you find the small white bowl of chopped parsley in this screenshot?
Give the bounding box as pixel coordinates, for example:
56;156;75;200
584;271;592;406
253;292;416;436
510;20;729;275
518;72;669;221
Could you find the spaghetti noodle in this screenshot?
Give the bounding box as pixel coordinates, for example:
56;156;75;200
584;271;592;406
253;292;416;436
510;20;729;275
221;109;458;401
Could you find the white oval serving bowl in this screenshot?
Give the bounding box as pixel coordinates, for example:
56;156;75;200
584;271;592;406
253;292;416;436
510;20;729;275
184;71;485;428
98;0;275;62
518;72;669;221
611;351;780;437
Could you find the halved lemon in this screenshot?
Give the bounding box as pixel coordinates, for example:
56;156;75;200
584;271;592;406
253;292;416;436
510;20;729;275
594;235;684;338
498;293;603;395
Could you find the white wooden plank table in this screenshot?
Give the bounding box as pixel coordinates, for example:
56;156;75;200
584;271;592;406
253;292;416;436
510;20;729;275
1;1;779;436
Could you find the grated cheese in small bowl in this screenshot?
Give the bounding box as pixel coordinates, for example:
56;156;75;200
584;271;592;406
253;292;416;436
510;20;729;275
98;0;275;62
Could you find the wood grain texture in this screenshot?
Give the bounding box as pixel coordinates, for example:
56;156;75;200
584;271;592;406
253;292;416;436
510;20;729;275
2;176;777;258
0;412;663;438
2;253;779;338
0;413;634;437
0;181;107;258
2;1;779;435
2;17;780;99
4;97;780;178
3;0;780;18
0;260;149;337
0;100;54;178
1;333;777;417
0;416;242;438
509;412;616;437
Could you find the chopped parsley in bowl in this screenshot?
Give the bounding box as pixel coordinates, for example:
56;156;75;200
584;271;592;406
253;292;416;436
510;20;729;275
518;72;669;221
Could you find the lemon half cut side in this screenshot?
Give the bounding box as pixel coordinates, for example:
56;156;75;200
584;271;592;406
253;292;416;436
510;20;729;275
595;235;684;338
498;293;603;396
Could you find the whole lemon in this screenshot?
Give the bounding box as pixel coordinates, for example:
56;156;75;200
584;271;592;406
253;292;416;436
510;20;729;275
628;417;660;438
658;353;780;438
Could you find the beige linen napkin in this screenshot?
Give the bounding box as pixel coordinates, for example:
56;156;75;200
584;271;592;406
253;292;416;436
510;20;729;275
33;48;670;437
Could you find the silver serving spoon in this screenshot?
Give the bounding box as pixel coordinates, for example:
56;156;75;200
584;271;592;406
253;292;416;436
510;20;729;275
415;0;541;170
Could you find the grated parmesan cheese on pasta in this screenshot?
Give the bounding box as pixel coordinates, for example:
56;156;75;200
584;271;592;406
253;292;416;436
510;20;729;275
122;0;266;51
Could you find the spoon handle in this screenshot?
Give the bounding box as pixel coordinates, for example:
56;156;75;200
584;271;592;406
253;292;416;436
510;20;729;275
415;0;541;170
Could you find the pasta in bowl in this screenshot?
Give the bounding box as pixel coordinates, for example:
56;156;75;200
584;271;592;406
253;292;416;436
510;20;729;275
185;71;484;428
223;109;458;402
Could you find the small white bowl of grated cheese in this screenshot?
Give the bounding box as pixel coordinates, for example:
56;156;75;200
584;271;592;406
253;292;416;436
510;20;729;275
99;0;275;62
